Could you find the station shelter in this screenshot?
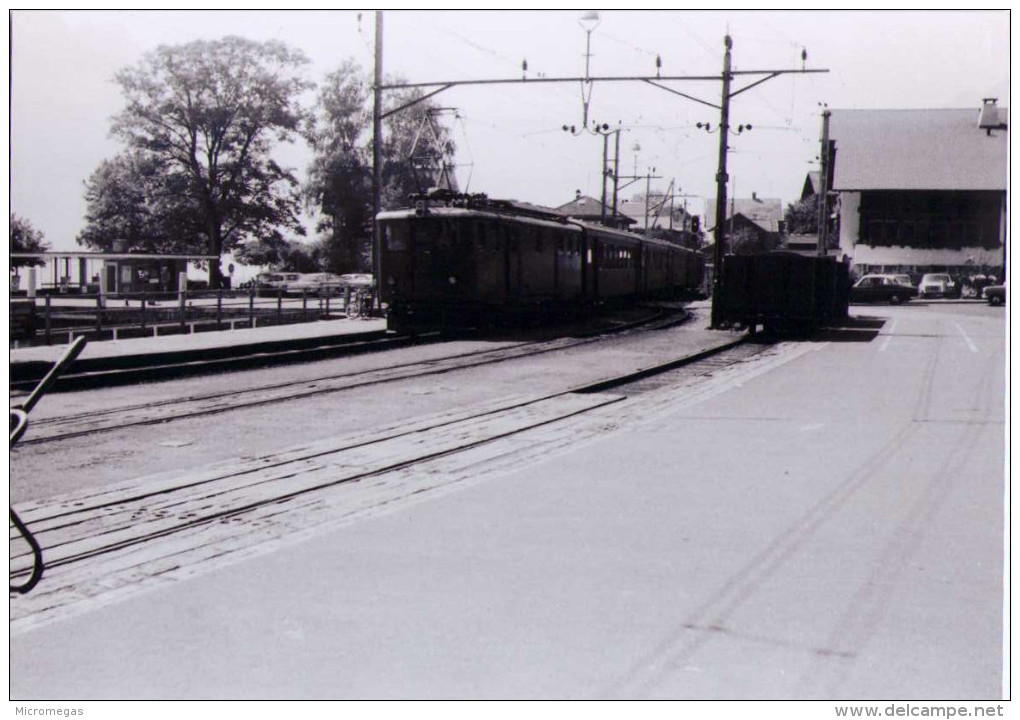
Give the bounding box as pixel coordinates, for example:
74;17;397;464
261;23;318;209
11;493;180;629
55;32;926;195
10;252;219;297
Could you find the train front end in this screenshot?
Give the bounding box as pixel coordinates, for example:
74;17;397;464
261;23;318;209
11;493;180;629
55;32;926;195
377;207;486;333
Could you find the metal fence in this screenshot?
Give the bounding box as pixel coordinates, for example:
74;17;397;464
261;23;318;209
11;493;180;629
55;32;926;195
10;286;372;347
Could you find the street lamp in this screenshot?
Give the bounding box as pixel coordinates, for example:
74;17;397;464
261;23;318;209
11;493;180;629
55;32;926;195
579;10;601;37
576;11;601;129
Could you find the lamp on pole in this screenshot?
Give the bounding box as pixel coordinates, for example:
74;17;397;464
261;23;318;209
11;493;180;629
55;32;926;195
578;10;601;77
577;11;600;129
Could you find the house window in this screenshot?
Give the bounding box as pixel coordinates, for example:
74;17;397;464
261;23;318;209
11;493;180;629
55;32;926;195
868;219;886;246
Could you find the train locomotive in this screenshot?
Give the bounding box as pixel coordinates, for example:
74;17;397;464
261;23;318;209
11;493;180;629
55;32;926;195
377;192;705;333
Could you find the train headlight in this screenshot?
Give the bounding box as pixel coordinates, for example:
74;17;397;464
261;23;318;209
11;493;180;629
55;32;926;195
448;276;458;285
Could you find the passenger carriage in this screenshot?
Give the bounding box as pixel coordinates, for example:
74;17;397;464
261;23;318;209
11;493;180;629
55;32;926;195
377;193;703;332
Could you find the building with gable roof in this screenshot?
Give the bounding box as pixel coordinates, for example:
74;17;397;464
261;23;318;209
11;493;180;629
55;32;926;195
800;171;822;202
705;194;785;236
556;193;636;230
703;194;785;255
829;100;1007;279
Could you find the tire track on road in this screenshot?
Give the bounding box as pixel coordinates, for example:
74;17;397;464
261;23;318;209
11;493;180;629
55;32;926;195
801;331;1002;696
604;322;951;698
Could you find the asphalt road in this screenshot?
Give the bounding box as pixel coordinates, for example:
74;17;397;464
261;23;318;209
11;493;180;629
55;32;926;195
9;301;1006;700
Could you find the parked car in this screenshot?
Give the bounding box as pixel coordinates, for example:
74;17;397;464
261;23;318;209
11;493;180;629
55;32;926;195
982;283;1006;306
917;273;960;299
890;274;915;289
255;272;302;291
338;273;375;288
850;274;919;304
286;272;346;295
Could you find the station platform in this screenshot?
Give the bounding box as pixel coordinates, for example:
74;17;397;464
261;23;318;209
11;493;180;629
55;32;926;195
10;316;387;365
9;317;389;386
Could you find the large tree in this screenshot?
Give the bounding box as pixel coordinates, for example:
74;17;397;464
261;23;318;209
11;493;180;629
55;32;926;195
78;150;206;255
92;36;312;286
10;214;50;269
305;61;453;274
304;61;372;273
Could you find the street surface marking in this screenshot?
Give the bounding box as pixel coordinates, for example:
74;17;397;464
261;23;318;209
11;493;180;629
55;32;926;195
878;319;897;352
953;321;979;353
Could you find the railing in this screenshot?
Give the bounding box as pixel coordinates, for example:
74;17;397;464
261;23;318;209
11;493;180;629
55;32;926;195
9;286;374;347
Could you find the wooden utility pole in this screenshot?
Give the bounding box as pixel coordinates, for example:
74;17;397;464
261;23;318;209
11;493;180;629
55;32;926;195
612;129;621;221
601;132;609;222
710;35;733;329
816;108;831;256
372;11;383;304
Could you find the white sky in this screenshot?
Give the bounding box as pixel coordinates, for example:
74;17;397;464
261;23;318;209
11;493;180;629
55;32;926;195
8;9;1011;253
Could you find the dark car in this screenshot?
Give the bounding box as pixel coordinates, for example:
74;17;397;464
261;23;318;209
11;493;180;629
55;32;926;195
982;283;1006;306
850;274;918;304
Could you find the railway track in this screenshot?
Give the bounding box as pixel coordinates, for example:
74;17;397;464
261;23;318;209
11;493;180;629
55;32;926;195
14;309;689;446
9;335;797;630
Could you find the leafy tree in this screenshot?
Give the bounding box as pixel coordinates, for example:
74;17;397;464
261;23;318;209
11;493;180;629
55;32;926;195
784;194;819;235
783;194;839;248
305;61;372;273
234;236;295;269
280;241;321;273
10;214;50;268
78;151;207;255
305;61;453;274
95;36;312;286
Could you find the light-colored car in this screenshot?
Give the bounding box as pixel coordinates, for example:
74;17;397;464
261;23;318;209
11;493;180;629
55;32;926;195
338;273;375;288
918;273;959;299
255;272;301;291
287;272;346;294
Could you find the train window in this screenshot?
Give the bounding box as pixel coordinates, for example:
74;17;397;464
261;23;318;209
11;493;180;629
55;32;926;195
384;223;408;251
477;221;493;252
436;220;453;248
